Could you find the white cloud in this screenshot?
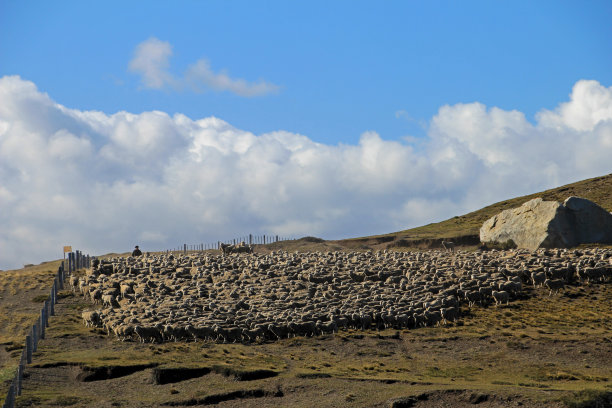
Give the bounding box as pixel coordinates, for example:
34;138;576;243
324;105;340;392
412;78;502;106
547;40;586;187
186;59;280;97
128;37;175;89
0;75;611;269
537;80;612;131
127;37;279;97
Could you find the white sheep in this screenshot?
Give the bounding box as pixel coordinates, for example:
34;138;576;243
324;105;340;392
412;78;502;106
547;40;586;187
492;290;509;306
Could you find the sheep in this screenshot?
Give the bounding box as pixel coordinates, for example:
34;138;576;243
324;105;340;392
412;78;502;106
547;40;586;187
544;279;565;296
242;327;265;343
358;313;373;330
440;307;459;324
478;286;493;303
78;279;88;295
492;290;509;306
504;280;522;295
69;276;79;291
547;267;571;282
71;248;610;345
120;283;134;299
214;325;242;343
289;321;316;337
464;291;481;307
531;271;546;287
134;325;163;343
186;324;215;342
441;241;455;252
334;316;349;330
82;310;101;327
395;313;412;328
101;294;115;308
112;324;134;341
315;320;338;335
583;267;607;283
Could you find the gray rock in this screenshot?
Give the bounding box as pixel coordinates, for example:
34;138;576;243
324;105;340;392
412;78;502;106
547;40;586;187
563;196;612;245
480;196;612;250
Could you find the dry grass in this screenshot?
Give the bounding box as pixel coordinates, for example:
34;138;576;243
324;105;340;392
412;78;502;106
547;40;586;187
0;261;63;346
10;282;612;407
0;260;65;402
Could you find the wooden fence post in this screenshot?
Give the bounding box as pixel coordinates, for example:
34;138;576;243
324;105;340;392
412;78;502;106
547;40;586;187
50;284;55;316
26;335;32;364
57;267;62;290
45;301;50;328
32;324;37;352
6;383;14;408
39;312;45;340
16;364;22;396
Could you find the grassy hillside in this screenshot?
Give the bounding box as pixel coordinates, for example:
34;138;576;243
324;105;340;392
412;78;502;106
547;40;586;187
337;173;612;249
11;271;612;407
0;261;62;397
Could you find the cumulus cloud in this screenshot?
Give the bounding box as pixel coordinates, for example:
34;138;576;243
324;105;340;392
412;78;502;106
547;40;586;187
186;59;280;97
128;37;174;89
128;37;279;96
0;75;611;269
537;80;612;131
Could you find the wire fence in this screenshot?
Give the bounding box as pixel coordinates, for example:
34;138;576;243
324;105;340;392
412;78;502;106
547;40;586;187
2;238;288;405
2;250;90;408
166;234;294;254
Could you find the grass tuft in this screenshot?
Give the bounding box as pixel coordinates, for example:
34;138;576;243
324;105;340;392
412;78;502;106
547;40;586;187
561;390;612;408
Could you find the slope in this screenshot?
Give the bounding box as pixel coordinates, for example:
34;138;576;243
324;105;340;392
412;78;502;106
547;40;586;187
335;173;612;250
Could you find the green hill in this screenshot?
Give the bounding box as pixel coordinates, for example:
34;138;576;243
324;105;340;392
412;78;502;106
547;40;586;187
336;173;612;250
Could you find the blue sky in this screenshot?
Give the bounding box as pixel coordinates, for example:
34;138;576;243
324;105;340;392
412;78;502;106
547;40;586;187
2;1;610;144
1;1;612;269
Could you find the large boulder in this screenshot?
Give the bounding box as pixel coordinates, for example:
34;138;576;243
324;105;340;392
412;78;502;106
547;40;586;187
480;196;612;250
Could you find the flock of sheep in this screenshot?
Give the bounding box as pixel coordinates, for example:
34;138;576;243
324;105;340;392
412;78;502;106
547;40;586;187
74;247;611;344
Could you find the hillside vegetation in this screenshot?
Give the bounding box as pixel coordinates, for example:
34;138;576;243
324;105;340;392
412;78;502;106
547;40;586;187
13;282;612;407
336;173;612;249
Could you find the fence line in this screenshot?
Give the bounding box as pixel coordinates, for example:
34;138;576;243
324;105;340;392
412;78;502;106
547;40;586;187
166;234;294;254
2;250;90;408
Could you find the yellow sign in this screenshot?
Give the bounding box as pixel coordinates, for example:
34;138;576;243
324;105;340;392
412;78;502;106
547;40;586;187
63;246;72;253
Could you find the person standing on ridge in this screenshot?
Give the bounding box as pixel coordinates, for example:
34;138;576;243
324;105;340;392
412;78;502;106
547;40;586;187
132;245;142;256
